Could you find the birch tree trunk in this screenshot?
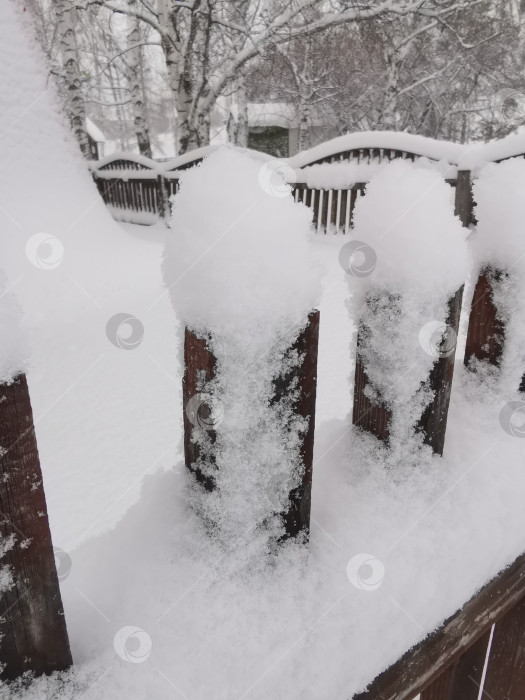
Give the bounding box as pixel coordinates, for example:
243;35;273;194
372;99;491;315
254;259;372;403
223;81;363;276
55;0;90;157
128;4;152;157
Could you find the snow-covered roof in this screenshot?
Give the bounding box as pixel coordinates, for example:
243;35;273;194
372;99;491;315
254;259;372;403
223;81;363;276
86;117;105;143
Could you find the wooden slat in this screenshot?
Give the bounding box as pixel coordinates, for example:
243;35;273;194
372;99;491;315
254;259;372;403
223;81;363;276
464;268;506;367
352;288;462;456
271;310;320;538
182;329;217;492
483;595;525;699
182;312;320;539
420;629;491;700
0;375;72;679
352;553;525;700
416;287;463;456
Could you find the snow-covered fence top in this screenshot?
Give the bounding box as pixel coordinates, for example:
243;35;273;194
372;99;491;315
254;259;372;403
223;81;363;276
90;145;271;225
91;131;525;227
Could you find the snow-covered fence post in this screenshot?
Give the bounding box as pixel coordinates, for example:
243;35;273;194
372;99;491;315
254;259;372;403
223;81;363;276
183;311;320;538
0;283;72;679
348;161;469;457
464;160;525;394
164;149;321;546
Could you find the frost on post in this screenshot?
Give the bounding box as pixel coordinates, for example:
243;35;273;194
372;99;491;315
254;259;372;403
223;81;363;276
348;160;469;457
0;273;72;679
467;159;525;395
163;148;321;547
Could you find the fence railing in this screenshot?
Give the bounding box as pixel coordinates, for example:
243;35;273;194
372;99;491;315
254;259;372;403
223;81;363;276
91;130;525;230
353;550;525;700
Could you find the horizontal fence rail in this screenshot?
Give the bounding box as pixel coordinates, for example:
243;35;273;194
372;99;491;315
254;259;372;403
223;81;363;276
352;551;525;700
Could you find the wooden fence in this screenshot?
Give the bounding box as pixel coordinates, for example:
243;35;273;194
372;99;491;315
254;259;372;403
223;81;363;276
3;134;522;691
90;134;524;233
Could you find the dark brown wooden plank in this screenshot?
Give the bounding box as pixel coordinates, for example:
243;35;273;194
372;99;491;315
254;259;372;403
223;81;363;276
416;286;463;456
0;374;72;680
271;310;320;538
182;312;320;539
483;595;525;699
352;288;462;456
182;329;217;492
454;170;474;228
420;629;491;700
352;552;525;700
464;268;507;368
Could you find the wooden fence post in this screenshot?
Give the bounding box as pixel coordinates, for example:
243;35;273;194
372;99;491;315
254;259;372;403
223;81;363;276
0;374;72;680
352;288;462;456
182;311;320;539
461;168;525;392
157;174;170;223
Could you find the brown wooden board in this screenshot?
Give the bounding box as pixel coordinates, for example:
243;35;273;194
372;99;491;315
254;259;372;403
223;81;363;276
352;288;462;456
352;552;525;700
464;268;507;367
483;595;525;699
0;374;72;680
420;629;491;700
416;287;463;456
182;329;218;492
182;312;320;539
270;310;320;538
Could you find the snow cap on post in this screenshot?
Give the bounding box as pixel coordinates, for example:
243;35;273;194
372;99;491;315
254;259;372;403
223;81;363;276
472;158;525;271
349;160;469;298
163;148;320;350
347;160;470;456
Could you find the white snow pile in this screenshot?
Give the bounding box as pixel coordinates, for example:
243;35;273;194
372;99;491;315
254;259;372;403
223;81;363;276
346;160;469;455
299;157;456;190
0;271;27;384
470;158;525;393
163;148;321;545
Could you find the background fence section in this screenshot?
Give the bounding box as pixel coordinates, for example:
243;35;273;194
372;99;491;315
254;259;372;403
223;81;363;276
90;131;525;230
